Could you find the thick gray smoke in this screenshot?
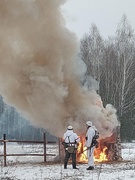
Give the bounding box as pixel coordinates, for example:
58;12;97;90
0;0;118;138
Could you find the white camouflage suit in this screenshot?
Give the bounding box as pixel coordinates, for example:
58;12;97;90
85;126;95;167
63;130;80;144
63;129;80;169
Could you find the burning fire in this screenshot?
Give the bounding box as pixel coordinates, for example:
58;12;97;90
77;138;108;163
94;146;108;162
77;142;87;162
62;126;121;162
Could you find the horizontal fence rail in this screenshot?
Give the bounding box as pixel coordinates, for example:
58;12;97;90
0;133;61;166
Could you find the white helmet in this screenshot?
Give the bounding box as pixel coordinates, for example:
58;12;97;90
86;121;92;126
67;125;73;130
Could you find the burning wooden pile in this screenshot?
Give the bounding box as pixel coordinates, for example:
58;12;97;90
77;125;122;163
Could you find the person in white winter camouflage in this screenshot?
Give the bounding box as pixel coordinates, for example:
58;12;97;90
85;121;96;170
62;125;80;169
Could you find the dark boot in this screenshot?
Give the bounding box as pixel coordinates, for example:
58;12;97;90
86;166;94;170
73;163;79;169
73;163;78;169
64;162;67;169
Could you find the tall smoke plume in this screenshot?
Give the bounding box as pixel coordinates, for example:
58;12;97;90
0;0;118;138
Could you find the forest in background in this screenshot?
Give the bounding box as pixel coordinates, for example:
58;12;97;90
0;96;57;141
0;14;135;142
80;14;135;141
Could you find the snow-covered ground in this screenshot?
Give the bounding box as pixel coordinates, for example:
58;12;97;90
0;142;135;180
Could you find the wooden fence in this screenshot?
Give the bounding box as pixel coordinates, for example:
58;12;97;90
0;133;62;166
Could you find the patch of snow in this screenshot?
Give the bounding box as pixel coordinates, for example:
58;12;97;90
0;143;135;179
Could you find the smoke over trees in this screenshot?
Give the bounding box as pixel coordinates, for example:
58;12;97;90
0;1;134;142
80;14;135;141
1;13;135;142
0;0;118;139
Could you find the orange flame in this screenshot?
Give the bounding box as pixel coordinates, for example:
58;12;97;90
94;146;108;162
77;142;87;162
77;140;108;163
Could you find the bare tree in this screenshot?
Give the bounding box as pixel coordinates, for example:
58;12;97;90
113;15;135;140
114;14;135;115
80;24;104;86
79;15;135;141
99;37;119;107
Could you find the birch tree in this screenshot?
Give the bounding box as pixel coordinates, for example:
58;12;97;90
79;15;135;141
80;23;104;90
113;15;135;140
99;37;118;106
101;15;135;140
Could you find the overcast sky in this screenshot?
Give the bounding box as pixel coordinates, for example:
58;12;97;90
62;0;135;39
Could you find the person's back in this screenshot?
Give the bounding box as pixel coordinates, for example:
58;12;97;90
63;125;80;169
63;129;80;144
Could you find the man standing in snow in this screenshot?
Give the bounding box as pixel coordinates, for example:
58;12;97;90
62;125;80;169
85;121;96;170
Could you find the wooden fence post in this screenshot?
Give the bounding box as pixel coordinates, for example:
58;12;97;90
3;134;7;167
58;138;61;162
43;133;46;163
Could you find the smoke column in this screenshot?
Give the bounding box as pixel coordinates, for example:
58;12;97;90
0;0;118;138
